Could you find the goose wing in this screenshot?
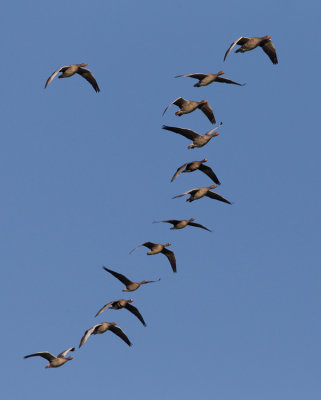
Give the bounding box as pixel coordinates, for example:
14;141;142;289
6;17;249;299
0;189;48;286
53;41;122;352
188;221;212;232
162;125;199;140
205;191;232;204
199;102;216;124
162;97;185;116
95;301;114;317
125;303;146;326
79;324;101;348
77;67;101;92
224;37;249;61
170;163;188;182
108;325;132;346
198;164;221;185
102;267;132;286
44;66;68;88
58;347;75;358
175;73;207;80
172;188;198;199
161;248;177;273
215;76;245;86
24;351;56;362
261;40;278;64
130;242;154;253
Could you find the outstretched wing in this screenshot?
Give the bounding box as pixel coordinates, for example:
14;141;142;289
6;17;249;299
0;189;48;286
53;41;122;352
155;220;180;225
161;248;177;273
77;67;101;92
102;267;132;286
215;77;245;86
125;303;146;326
44;66;68;88
58;347;75;358
198;164;221;185
79;325;101;348
224;37;249;61
24;351;56;362
188;221;212;232
162;125;199;140
261;40;278;64
170;163;188;182
172;189;198;199
129;242;154;253
205;191;232;204
95;301;114;317
162;97;185;116
109;325;132;346
199;102;216;124
175;73;207;80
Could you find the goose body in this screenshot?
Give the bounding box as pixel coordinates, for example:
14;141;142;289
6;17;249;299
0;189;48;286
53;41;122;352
176;71;244;87
163;97;216;124
130;242;177;273
24;347;75;368
79;322;132;348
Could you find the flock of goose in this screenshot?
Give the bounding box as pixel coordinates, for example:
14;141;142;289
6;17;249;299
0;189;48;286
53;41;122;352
24;35;278;368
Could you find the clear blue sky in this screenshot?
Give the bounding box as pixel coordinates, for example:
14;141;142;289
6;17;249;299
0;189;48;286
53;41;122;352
2;1;321;399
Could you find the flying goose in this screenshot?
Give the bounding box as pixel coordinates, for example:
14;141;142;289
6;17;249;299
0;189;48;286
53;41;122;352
173;185;231;204
153;218;211;232
102;267;160;292
130;242;177;273
224;36;278;64
45;63;100;92
175;71;244;87
24;347;75;368
95;299;146;326
163;97;215;124
170;158;220;184
162;123;222;149
79;322;131;348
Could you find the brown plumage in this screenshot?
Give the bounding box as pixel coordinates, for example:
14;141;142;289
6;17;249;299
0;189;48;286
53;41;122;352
95;299;146;326
173;185;231;204
224;36;278;64
163;97;216;124
130;242;177;273
153;218;211;232
175;71;244;87
162;123;222;149
24;347;75;368
102;267;160;292
79;322;132;348
170;158;220;184
45;63;100;92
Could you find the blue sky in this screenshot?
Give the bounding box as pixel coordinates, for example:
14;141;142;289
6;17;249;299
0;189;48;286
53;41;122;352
2;0;321;399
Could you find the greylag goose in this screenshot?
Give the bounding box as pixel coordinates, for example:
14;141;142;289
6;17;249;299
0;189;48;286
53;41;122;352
224;36;278;64
95;299;146;326
102;267;160;292
153;219;211;232
175;71;244;87
24;347;75;368
45;63;100;92
163;97;215;124
170;158;220;184
173;185;231;204
162;123;222;149
79;322;131;348
130;242;177;273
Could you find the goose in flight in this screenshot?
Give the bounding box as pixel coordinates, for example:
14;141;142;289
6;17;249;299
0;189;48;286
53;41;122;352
224;36;278;64
170;158;220;184
102;267;160;292
163;97;215;124
79;322;132;348
175;71;244;87
173;185;231;204
24;347;75;368
130;242;177;273
95;299;146;326
45;63;100;92
162;123;222;149
153;218;211;232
